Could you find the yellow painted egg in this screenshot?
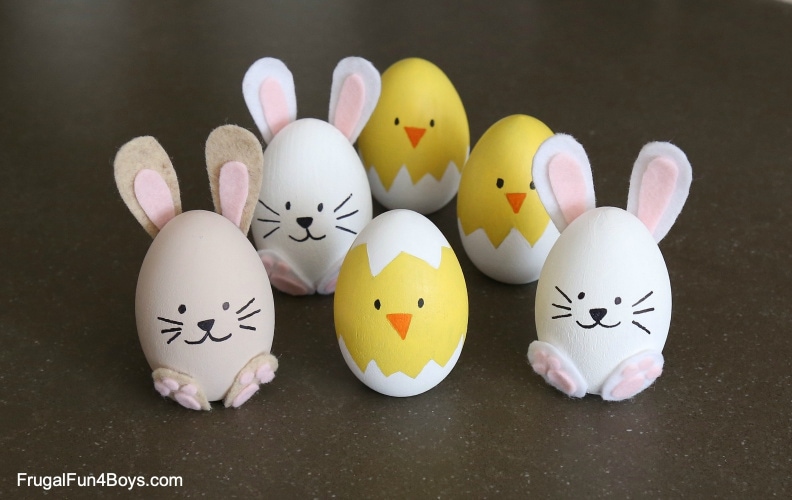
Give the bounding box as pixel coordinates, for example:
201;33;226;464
358;58;469;214
457;115;559;284
334;209;468;396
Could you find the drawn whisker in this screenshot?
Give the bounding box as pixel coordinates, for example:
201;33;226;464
631;291;653;307
258;200;280;216
632;320;651;334
235;298;256;315
336;210;358;220
161;327;182;334
334;193;353;212
261;226;280;239
239;325;256;331
257;218;280;224
238;309;261;321
552;303;571;311
166;332;181;344
335;225;357;235
157;317;183;326
552;314;572;319
555;286;572;304
633;307;655;315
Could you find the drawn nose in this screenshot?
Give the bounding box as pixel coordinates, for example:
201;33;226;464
386;313;412;340
197;319;215;332
297;217;313;229
404;126;426;148
589;308;607;322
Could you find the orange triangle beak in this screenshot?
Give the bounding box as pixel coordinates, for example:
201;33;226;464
386;313;412;340
506;192;527;213
404;127;426;148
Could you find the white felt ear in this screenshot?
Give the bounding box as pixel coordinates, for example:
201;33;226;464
626;142;692;243
328;57;381;143
531;134;596;233
242;58;297;144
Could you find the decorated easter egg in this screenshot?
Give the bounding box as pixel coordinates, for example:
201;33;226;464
136;210;275;402
334;209;468;397
358;58;469;214
457;115;559;284
527;134;692;401
533;207;671;396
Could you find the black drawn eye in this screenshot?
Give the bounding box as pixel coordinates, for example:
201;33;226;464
577;292;585;300
317;203;324;212
429;119;435;127
496;178;504;189
374;299;381;310
178;304;186;314
614;297;622;305
285;201;291;210
418;298;424;308
530;181;536;190
394;117;400;126
222;302;230;311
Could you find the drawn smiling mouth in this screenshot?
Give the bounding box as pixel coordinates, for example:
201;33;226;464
184;319;232;345
289;229;326;242
575;320;621;329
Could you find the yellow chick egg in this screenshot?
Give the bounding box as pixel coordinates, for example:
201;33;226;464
457;115;560;284
358;58;469;214
334;210;468;397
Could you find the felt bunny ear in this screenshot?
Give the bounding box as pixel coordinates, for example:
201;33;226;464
206;125;264;234
242;58;297;144
531;134;596;233
328;57;381;143
114;136;182;238
626;142;692;243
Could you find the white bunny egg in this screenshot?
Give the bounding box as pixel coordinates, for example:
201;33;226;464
243;57;379;295
527;135;692;401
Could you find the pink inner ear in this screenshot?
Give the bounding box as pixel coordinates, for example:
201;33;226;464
637;157;679;234
259;77;291;137
219;161;249;228
134;169;176;230
332;74;365;141
548;153;588;225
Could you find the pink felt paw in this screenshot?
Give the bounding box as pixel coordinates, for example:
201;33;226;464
259;250;314;295
527;341;587;398
224;353;279;409
601;351;664;401
153;377;204;411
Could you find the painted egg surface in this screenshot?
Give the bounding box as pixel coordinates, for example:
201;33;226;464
136;210;275;401
334;209;468;397
251;118;373;289
358;58;469;214
457;114;559;284
535;207;671;394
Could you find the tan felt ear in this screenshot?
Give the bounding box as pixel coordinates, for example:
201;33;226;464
114;136;181;238
205;125;264;234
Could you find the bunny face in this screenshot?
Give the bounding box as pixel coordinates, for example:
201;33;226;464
535;207;671;392
250;119;372;285
137;211;275;401
243;57;380;295
114;125;278;409
528;134;691;400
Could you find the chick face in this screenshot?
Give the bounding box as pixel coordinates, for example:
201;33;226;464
358;58;469;190
335;245;467;378
458;115;554;247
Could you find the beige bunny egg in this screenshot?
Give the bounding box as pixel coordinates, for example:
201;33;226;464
136;210;275;402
